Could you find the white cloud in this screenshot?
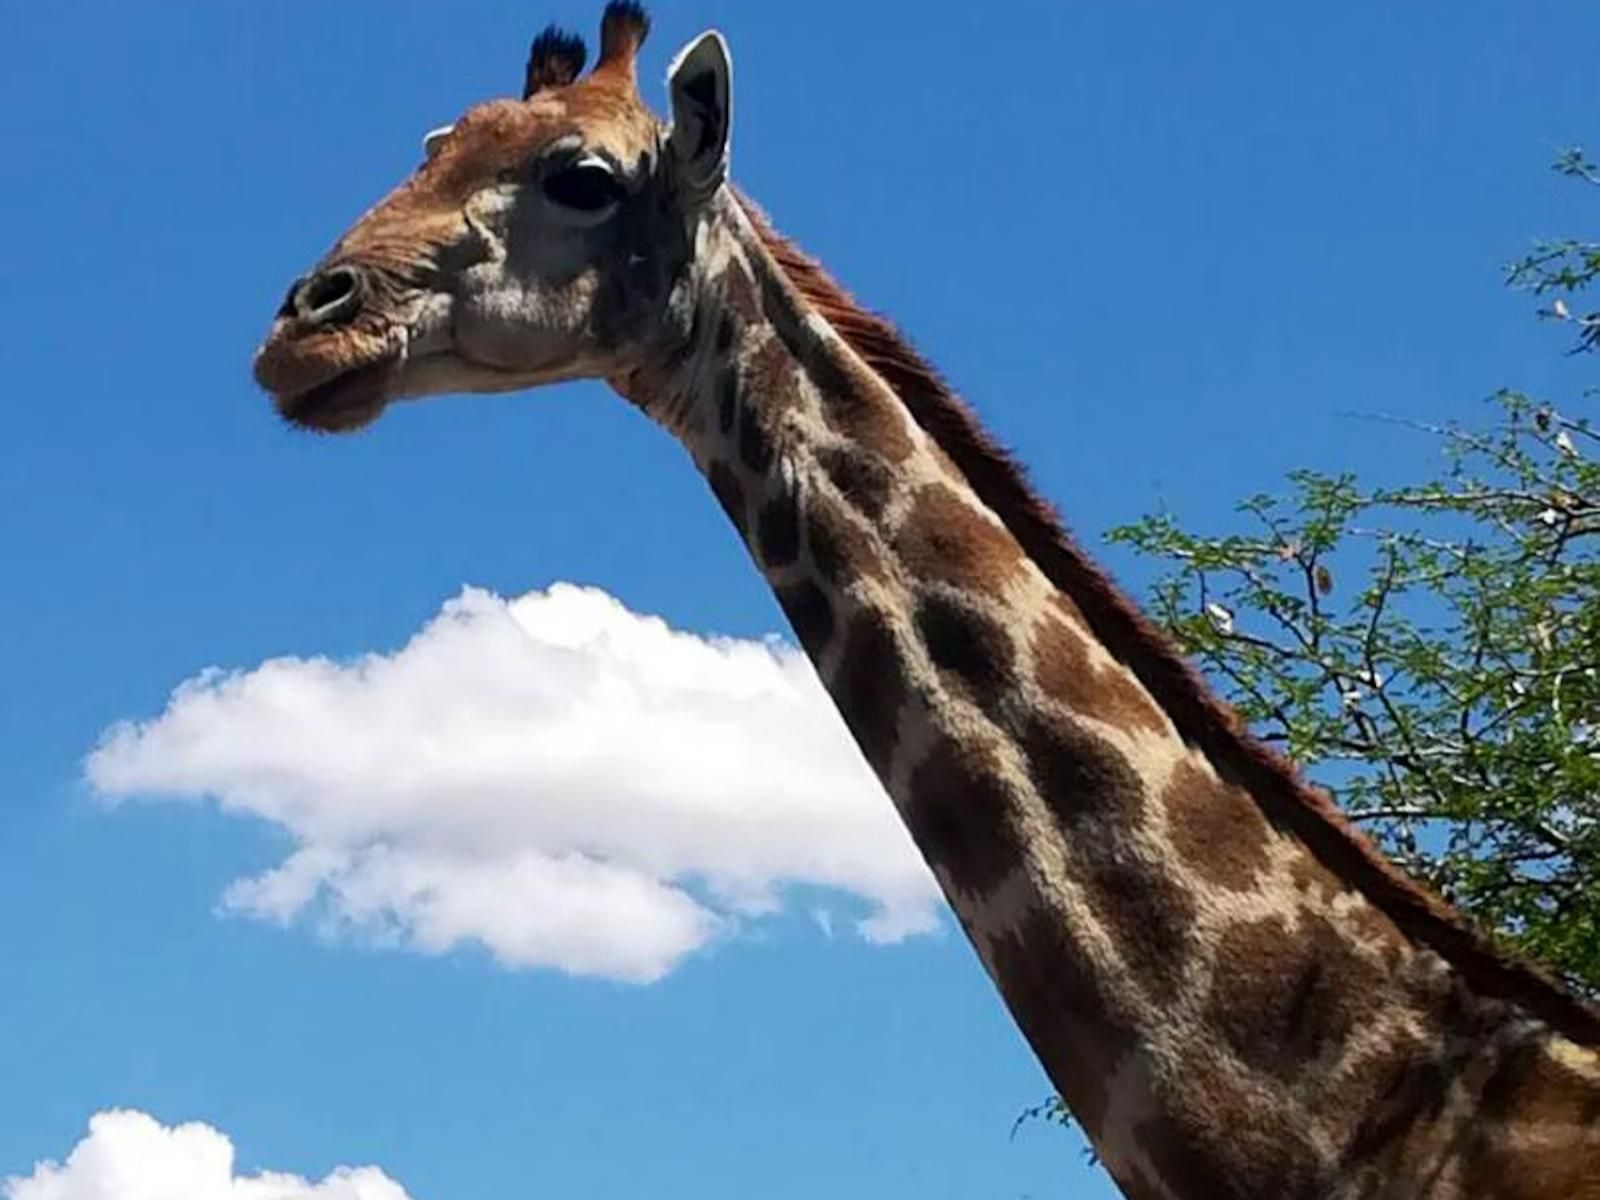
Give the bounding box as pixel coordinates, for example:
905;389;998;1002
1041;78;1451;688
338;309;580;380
4;1110;410;1200
86;584;939;981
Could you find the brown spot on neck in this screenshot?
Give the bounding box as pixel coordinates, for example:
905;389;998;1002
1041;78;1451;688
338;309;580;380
914;591;1015;720
806;496;886;586
817;445;894;519
1020;711;1147;836
715;363;739;434
756;493;801;569
775;580;833;658
895;484;1022;591
1136;1105;1324;1200
1019;712;1192;999
1209;914;1385;1083
706;461;747;538
985;905;1139;1138
1163;759;1272;892
1461;1039;1600;1198
904;736;1023;899
737;399;774;473
830;607;905;776
1031;609;1166;737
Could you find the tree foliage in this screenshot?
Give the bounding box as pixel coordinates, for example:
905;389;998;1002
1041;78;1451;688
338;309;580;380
1108;150;1600;991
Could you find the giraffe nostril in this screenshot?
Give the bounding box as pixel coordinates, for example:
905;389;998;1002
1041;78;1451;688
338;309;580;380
290;265;365;328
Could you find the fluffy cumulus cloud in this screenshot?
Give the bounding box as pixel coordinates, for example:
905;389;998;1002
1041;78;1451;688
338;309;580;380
86;584;939;981
4;1109;410;1200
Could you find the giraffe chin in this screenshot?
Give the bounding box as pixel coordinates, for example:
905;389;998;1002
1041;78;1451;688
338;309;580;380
275;360;394;434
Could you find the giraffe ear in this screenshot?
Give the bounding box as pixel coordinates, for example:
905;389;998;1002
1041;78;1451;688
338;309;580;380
667;31;731;203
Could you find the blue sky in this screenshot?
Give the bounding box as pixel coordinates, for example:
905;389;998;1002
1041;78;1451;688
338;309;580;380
2;3;1595;1197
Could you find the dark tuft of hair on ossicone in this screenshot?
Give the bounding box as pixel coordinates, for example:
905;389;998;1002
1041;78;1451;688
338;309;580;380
596;1;651;73
524;25;588;97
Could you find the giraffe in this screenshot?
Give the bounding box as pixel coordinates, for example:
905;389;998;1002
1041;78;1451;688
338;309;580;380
252;6;1600;1196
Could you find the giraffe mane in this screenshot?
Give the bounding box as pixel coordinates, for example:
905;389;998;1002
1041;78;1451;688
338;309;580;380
731;188;1600;1048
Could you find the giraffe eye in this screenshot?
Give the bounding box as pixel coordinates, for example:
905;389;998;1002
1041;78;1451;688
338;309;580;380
542;160;623;213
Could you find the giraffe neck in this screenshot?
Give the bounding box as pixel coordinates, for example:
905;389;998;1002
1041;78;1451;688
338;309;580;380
615;192;1600;1199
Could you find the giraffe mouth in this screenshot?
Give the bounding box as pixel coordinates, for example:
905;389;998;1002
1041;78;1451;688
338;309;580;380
265;347;552;433
274;358;396;433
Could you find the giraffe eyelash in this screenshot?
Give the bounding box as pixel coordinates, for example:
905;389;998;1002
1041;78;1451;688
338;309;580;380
422;125;455;159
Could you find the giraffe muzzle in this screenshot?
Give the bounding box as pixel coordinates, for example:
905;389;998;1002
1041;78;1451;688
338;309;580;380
254;266;403;434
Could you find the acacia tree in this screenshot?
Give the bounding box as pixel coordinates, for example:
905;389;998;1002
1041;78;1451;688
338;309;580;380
1110;149;1600;990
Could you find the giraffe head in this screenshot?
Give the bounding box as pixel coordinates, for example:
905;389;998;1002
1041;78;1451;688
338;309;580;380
253;3;730;432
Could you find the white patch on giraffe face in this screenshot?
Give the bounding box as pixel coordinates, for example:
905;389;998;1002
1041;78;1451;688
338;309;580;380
431;154;645;386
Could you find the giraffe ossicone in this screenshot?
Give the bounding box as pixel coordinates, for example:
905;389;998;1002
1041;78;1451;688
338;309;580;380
253;5;1600;1196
